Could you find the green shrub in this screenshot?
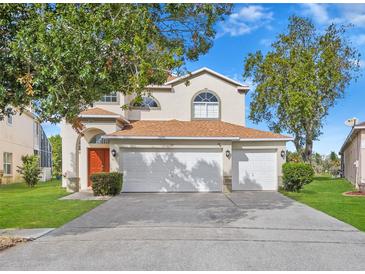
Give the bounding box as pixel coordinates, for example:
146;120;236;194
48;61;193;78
282;162;314;192
17;155;41;187
90;172;123;196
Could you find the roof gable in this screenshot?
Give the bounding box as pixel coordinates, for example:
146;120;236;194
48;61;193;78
164;67;250;91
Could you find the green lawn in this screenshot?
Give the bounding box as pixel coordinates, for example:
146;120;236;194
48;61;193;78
0;179;103;228
281;176;365;231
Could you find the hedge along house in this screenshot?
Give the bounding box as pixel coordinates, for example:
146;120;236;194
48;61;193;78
61;68;292;192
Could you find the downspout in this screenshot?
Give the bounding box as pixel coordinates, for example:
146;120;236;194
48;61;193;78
354;131;361;190
76;133;81;179
357;130;361;189
357;131;365;191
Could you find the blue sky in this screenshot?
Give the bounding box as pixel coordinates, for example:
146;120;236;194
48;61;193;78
43;3;365;155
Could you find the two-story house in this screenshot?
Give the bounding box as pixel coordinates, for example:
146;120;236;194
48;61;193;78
0;110;52;183
61;68;291;192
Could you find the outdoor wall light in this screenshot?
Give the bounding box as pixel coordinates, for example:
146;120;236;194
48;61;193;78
225;150;231;159
280;150;286;159
111;149;117;157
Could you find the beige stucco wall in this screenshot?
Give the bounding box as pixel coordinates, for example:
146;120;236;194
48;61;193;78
60;121;78;188
232;141;287;186
107;139;286;192
93;72;246;126
0;113;35;183
64;137;233;191
61;119;121;190
93;93;126;117
60;70;290;192
342;129;365;186
62;118;287;191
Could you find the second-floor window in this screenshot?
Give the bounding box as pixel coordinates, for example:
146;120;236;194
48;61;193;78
100;92;118;103
193;91;220;119
131;96;160;109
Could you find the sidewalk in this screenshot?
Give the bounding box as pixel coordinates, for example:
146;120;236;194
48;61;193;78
0;228;54;240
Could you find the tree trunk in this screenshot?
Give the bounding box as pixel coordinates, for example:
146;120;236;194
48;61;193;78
293;137;302;154
293;136;305;161
303;138;313;163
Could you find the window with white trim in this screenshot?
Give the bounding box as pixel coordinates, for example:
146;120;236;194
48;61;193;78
132;96;159;109
193;91;219;119
3;152;12;175
100;92;118;103
89;133;107;144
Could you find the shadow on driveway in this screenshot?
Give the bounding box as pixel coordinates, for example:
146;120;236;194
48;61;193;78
2;192;365;270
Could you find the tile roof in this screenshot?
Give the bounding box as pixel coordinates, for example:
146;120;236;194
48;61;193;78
79;107;130;124
166;75;177;82
106;120;290;140
356;121;365;127
79;107;120;116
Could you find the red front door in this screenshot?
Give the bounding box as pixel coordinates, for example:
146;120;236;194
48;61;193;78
88;148;110;187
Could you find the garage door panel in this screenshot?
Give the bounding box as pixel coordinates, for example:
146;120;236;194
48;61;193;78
121;148;223;192
232;149;277;191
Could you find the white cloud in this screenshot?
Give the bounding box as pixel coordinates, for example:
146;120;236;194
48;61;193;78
232;5;272;22
301;4;331;25
352;34;365;46
301;4;365;28
219;5;273;37
259;38;272;47
341;5;365;27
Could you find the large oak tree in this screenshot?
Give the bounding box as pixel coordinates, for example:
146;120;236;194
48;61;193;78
243;16;360;162
0;3;232;123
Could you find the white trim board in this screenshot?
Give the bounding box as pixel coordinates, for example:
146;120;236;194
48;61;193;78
165;67;250;90
103;135;292;141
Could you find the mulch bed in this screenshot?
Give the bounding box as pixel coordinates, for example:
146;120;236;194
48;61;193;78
0;236;28;251
343;191;365;197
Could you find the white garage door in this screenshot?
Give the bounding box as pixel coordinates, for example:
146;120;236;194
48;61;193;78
121;148;223;192
232;149;277;191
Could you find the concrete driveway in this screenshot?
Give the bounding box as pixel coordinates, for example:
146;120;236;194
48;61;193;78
1;192;365;270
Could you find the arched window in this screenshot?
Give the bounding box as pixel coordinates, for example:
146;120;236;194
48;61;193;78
89;133;105;144
193;91;220;119
132;96;160;109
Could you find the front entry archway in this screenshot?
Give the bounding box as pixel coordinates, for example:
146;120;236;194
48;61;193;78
87;148;110;187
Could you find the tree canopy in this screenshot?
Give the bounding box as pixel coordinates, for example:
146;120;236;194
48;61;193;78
0;3;232;123
243;16;360;162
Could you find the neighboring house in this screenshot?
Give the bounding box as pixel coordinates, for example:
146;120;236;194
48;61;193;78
61;67;291;192
0;110;52;183
339;121;365;187
34;122;53;181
